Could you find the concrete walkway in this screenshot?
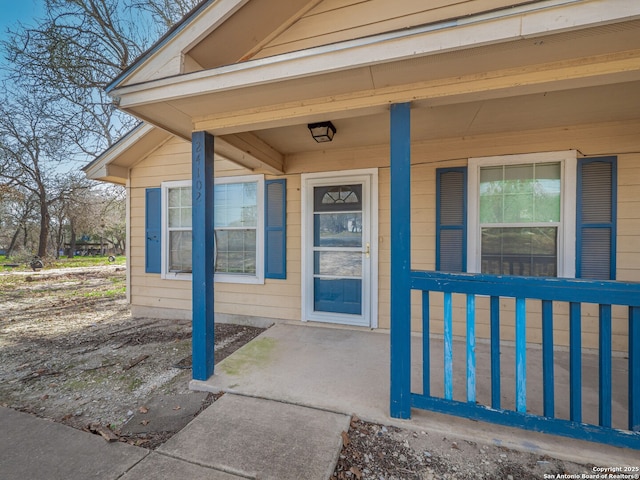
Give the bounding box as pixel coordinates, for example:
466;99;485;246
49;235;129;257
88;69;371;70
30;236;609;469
192;322;638;468
1;394;348;480
2;321;637;479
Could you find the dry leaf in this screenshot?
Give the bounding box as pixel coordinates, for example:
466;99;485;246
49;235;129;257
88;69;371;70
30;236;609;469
350;466;362;479
140;419;149;425
138;406;149;414
95;425;118;442
172;405;181;410
341;431;350;447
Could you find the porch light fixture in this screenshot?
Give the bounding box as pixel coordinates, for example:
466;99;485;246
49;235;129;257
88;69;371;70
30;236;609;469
308;121;336;143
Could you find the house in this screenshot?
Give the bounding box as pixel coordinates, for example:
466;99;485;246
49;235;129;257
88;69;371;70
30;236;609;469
84;0;640;448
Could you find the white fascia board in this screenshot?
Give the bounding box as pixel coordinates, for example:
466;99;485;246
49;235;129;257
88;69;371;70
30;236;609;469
83;123;154;176
111;0;640;108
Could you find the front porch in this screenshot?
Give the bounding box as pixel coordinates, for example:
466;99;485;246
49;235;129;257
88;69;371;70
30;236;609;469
191;321;636;465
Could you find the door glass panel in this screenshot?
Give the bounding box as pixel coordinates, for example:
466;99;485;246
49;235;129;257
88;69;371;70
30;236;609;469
314;213;362;247
314;184;362;212
314;251;362;277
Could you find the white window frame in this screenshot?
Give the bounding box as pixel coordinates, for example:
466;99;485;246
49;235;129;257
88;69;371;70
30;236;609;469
160;175;265;284
467;150;577;278
161;179;193;281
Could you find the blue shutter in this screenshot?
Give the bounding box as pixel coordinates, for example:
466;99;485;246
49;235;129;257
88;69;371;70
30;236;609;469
145;188;162;274
436;167;467;272
576;157;616;280
265;179;286;279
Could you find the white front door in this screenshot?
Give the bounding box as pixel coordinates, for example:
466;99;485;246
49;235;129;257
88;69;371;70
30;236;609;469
302;170;378;327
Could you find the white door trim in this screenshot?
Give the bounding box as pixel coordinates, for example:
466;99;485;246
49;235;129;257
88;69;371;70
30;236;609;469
301;168;378;328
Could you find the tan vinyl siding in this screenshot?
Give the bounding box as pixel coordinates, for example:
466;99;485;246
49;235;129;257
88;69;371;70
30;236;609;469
129;139;302;322
254;0;535;59
129;120;640;352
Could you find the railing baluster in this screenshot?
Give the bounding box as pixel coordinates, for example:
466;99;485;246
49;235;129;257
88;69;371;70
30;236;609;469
490;296;501;409
422;291;430;397
599;304;612;428
542;300;555;418
630;306;640;432
570;302;582;423
408;271;640;449
444;292;453;400
467;294;476;403
515;297;527;413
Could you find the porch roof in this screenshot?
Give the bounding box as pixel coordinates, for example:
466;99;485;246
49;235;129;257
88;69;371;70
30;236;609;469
94;0;640;181
109;1;640;136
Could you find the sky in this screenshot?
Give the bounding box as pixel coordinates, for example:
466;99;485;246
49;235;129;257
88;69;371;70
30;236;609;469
0;0;45;41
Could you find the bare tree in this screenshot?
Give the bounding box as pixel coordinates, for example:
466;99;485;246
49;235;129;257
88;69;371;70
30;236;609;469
133;0;201;30
0;185;39;257
2;0;156;158
98;184;126;254
0;0;196;259
48;172;96;257
0;91;73;257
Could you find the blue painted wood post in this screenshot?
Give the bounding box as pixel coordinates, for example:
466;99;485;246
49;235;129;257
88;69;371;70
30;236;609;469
569;302;582;422
541;300;555;418
422;291;430;397
444;292;454;400
466;294;476;403
490;296;501;409
191;131;215;381
599;304;612;428
390;102;412;419
515;297;527;413
630;306;640;432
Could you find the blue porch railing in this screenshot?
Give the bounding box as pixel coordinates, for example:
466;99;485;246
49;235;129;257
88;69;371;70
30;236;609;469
400;270;640;449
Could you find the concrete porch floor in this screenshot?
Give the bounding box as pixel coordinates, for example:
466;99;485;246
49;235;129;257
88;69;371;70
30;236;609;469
192;322;637;467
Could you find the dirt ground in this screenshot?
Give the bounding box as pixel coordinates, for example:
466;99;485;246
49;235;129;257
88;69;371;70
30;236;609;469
0;265;599;478
0;265;263;448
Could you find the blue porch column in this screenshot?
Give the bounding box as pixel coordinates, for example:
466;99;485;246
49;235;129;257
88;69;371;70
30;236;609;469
192;131;215;381
390;102;412;419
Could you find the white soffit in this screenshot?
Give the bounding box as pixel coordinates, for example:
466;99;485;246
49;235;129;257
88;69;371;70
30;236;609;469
107;0;249;89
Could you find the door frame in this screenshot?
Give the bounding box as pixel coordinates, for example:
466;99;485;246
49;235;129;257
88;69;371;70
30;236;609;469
301;168;379;328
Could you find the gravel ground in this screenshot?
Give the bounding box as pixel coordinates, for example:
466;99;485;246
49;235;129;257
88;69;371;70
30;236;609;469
331;417;597;480
0;264;601;478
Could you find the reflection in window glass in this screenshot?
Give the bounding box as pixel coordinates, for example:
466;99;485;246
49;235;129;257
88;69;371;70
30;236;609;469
215;183;257;228
168;187;192;228
314;251;362;277
314;213;362;247
214;182;258;275
215;230;257;275
480;163;560;224
169;231;192;272
481;227;557;277
168;186;192;272
479;163;561;277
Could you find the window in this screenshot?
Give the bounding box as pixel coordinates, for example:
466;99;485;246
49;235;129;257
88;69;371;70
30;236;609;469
436;153;616;280
478;162;561;276
160;175;265;283
468;151;576;278
214;177;263;280
163;180;193;275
